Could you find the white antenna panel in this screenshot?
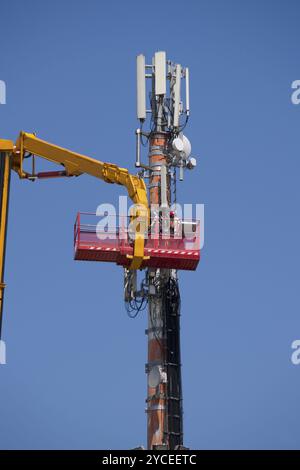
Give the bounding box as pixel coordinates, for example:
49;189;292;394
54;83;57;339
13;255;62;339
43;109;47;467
154;51;166;96
173;64;181;128
137;54;146;120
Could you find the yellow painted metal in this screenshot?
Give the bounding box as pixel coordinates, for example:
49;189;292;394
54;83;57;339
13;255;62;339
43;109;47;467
0;152;11;332
0;140;14;151
12;132;149;269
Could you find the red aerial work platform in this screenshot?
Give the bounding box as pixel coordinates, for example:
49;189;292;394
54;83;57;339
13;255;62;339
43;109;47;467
74;213;200;271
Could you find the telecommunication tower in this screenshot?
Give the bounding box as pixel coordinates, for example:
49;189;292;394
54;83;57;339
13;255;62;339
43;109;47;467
124;51;197;449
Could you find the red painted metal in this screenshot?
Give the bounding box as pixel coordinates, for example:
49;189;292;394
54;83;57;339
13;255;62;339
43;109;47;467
74;213;200;271
37;170;70;178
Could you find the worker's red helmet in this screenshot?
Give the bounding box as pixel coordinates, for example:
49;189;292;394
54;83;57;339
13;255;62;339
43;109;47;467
170;211;175;217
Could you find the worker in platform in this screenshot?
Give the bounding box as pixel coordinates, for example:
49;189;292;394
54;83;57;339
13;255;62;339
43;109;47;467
170;211;175;237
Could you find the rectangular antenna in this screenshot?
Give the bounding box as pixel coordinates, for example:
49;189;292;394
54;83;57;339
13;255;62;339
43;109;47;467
185;67;190;116
160;164;168;209
154;51;166;96
137;54;146;120
173;64;181;128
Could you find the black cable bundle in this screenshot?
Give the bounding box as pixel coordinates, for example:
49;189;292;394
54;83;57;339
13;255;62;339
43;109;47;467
163;277;183;449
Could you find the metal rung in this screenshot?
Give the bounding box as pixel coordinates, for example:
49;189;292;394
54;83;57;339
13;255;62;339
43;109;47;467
166;396;182;402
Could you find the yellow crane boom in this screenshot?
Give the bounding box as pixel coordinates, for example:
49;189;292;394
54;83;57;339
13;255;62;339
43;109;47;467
13;132;148;207
0;133;149;336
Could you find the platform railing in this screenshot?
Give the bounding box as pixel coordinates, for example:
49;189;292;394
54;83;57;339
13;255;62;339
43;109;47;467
74;212;200;250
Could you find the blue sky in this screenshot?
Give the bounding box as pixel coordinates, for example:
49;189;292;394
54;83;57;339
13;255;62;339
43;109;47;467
1;0;300;449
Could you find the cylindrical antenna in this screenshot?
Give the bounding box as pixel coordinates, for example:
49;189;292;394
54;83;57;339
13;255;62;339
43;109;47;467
137;54;146;121
160;164;168;208
135;128;141;167
185;67;190;116
179;161;184;181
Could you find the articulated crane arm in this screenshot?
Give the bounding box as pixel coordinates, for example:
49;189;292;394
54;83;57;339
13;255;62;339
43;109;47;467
13;132;149;270
0;132;149;338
